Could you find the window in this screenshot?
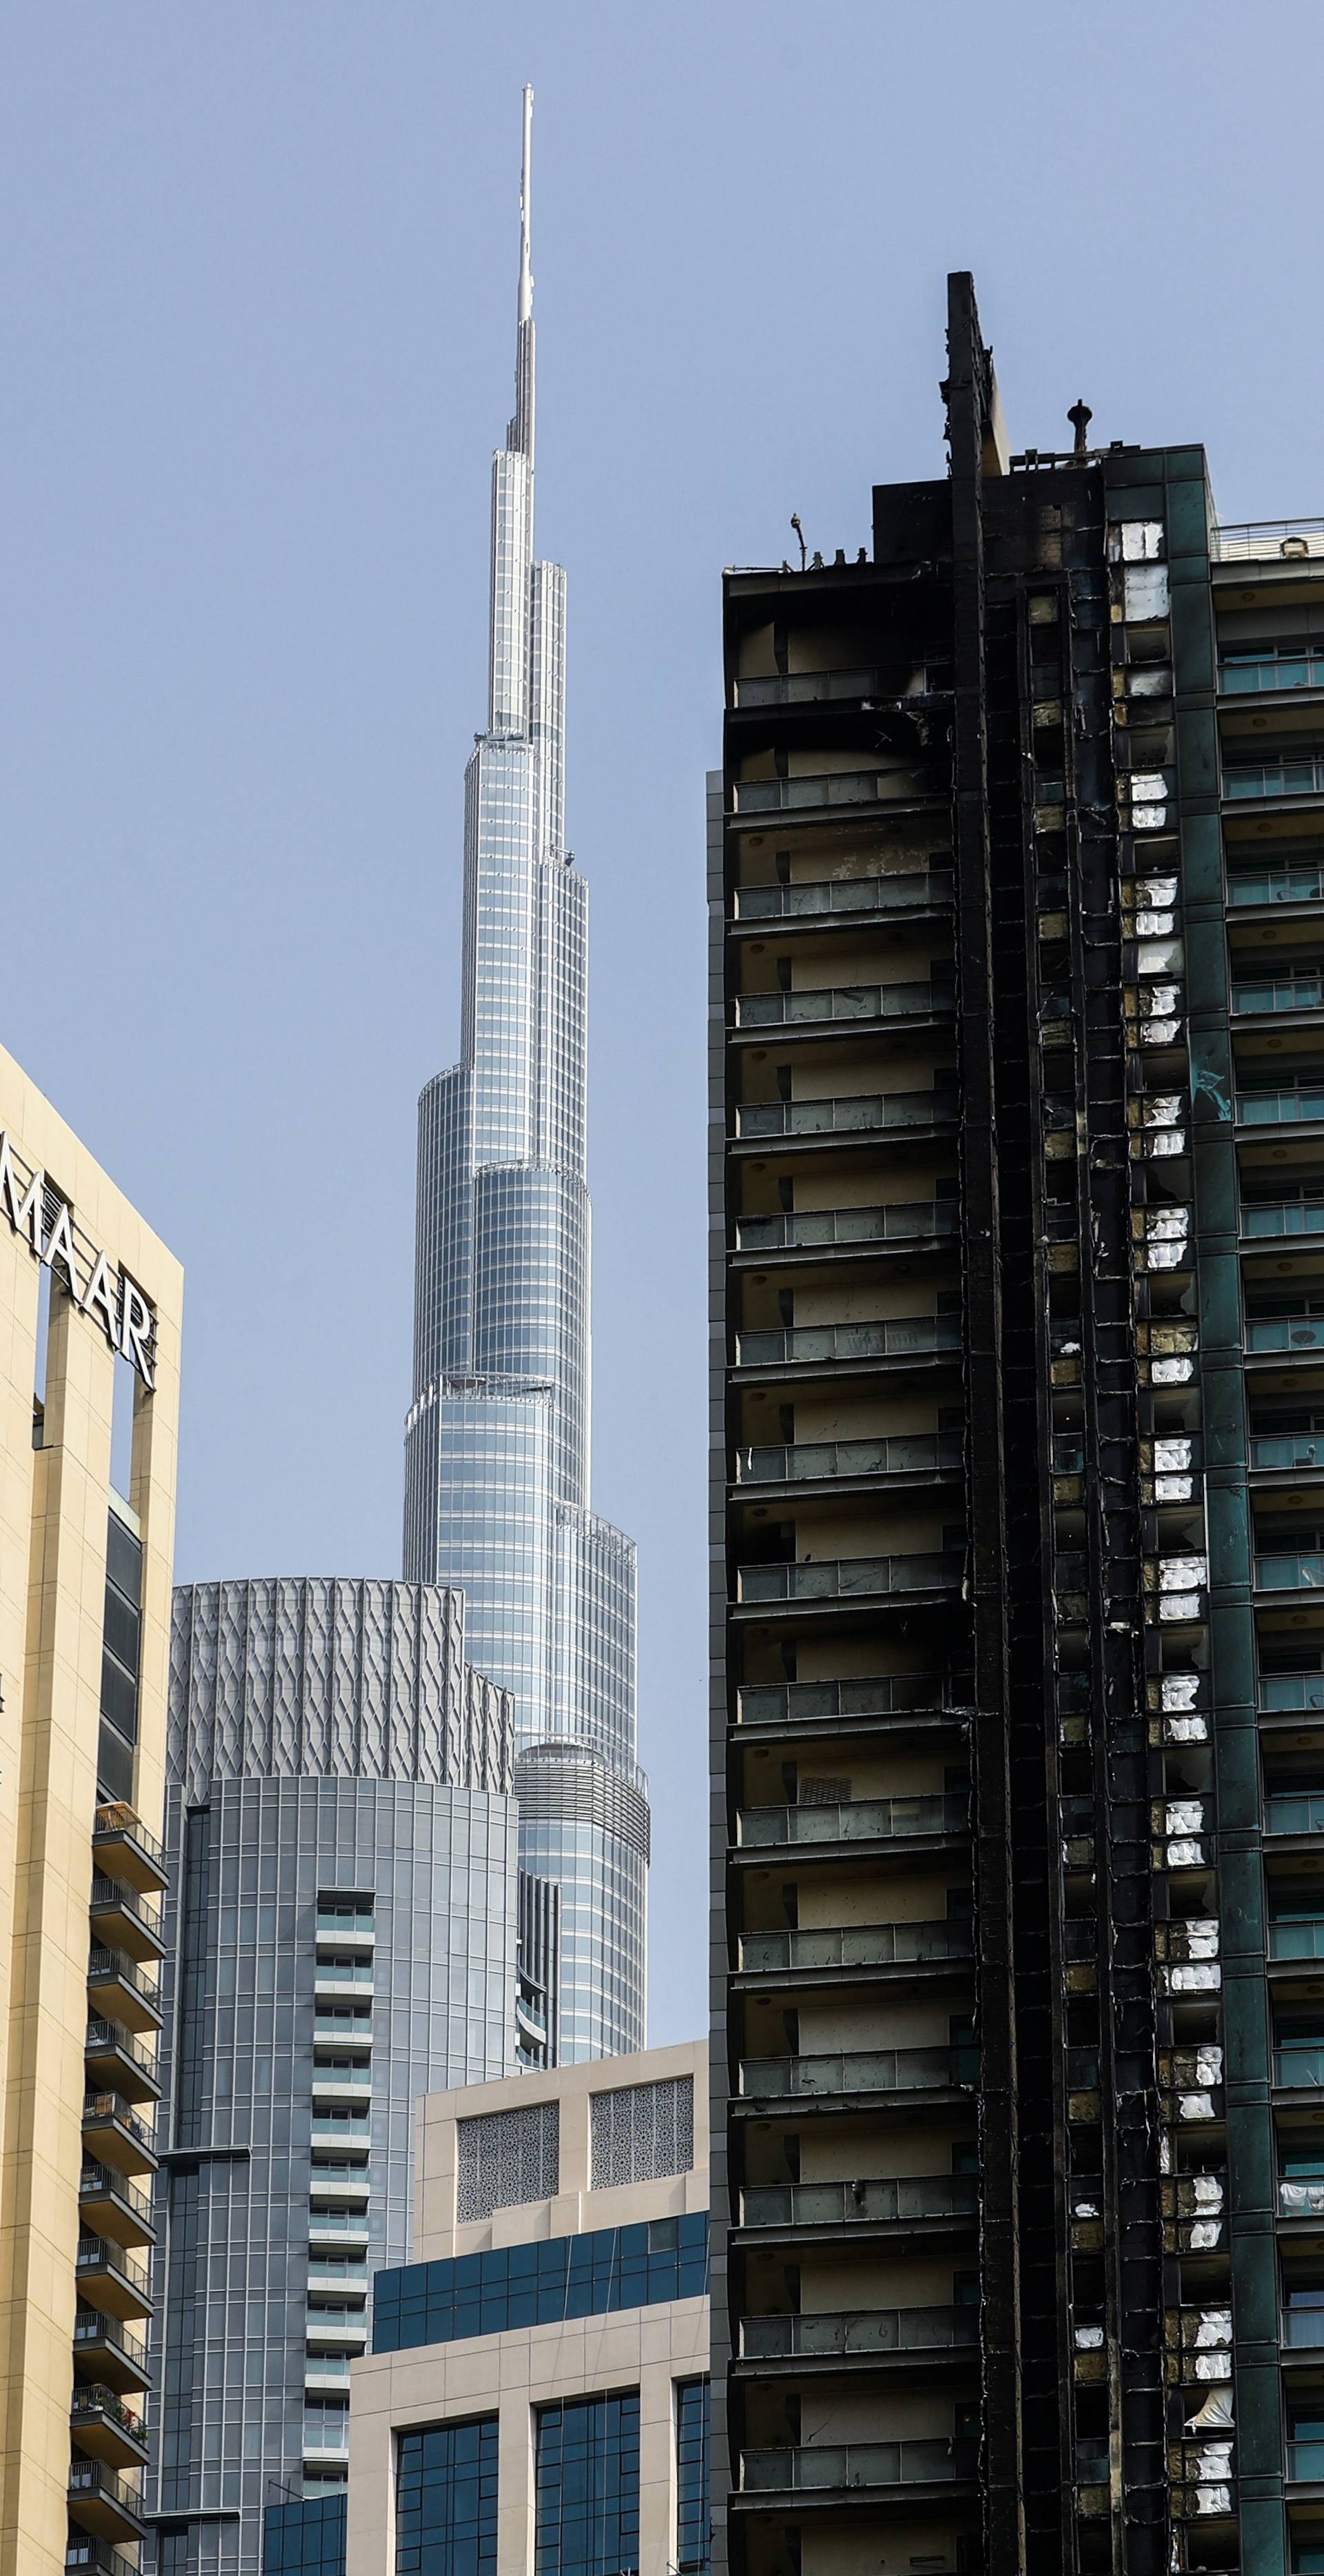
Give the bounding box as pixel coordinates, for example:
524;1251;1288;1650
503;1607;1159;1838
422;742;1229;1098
674;2381;710;2573
373;2215;709;2355
590;2077;693;2190
535;2395;639;2576
396;2417;498;2576
263;2493;347;2573
457;2099;559;2222
98;1505;142;1799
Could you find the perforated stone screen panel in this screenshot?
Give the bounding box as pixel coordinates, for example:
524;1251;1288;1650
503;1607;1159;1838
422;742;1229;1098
590;2075;694;2190
457;2098;560;2221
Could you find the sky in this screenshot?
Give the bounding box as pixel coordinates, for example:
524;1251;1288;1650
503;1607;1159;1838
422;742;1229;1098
1;0;1320;2043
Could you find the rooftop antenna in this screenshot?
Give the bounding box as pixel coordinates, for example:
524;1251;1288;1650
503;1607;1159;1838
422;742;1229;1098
1068;399;1092;459
790;513;807;572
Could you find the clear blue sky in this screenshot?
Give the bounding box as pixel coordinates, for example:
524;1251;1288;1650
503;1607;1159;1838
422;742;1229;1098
1;0;1318;2041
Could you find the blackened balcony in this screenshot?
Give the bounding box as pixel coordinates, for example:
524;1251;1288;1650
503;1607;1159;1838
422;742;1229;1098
736;2437;976;2497
736;1319;961;1371
735;1090;957;1143
731;767;935;815
736;1673;972;1727
739;2045;979;2102
739;2174;978;2234
734;980;955;1033
735;1432;962;1490
735;1199;957;1256
739;2305;978;2363
736;1552;964;1608
732;664;952;709
739;1920;974;1973
733;868;954;924
737;1793;967;1850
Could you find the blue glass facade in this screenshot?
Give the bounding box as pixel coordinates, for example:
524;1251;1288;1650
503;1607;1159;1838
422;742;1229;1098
395;2417;500;2576
263;2493;347;2574
674;2382;710;2574
534;2395;640;2576
372;2214;710;2355
401;94;647;2059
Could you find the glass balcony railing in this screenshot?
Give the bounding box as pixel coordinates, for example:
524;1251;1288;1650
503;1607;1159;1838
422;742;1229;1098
741;2306;978;2359
1243;1199;1324;1237
1246;1316;1324;1352
1254;1554;1324;1592
732;665;953;708
1225;758;1324;801
736;1432;963;1486
736;1673;972;1725
735;981;955;1030
1238;1088;1324;1126
1274;2046;1324;2086
740;2045;979;2099
1232;975;1324;1015
1270;1921;1324;1959
739;2174;979;2230
738;1793;967;1849
1258;1673;1324;1710
739;2438;976;2492
736;1090;958;1141
1287;2308;1324;2348
734;869;954;921
1221;649;1324;696
1228;861;1324;908
1289;2435;1324;2480
736;1317;962;1368
732;768;933;815
736;1200;958;1254
737;1553;964;1605
740;1921;974;1972
1250;1431;1324;1468
1264;1795;1324;1833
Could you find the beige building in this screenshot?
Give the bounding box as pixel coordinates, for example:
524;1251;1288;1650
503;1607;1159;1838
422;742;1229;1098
0;1044;181;2576
337;2040;708;2576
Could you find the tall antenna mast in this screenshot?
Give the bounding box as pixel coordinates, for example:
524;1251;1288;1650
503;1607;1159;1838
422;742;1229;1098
511;83;535;462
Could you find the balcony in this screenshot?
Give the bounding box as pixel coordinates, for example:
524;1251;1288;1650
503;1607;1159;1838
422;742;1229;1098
735;1090;956;1144
739;2174;979;2233
734;868;953;923
66;2460;145;2544
1258;1674;1324;1712
736;1318;961;1371
737;2437;976;2497
91;1804;166;1897
1221;646;1324;696
1270;1921;1324;1959
731;767;934;816
79;2162;154;2250
739;2045;978;2102
66;2539;143;2576
88;1875;163;1965
735;1199;957;1257
1214;519;1324;562
1280;2179;1324;2217
310;2064;372;2101
308;2209;370;2249
312;2015;372;2048
73;2307;149;2396
1274;2046;1324;2088
1265;1795;1324;1833
1251;1431;1324;1469
314;1964;374;1996
732;665;952;709
1224;757;1324;801
739;1921;973;1977
1232;972;1324;1017
736;1554;964;1609
305;2354;353;2393
1241;1199;1324;1240
315;1909;374;1940
738;1794;967;1853
739;2306;977;2362
84;2021;159;2105
76;2235;152;2324
736;1674;972;1728
1228;861;1324;908
304;2310;368;2347
82;2093;156;2177
1237;1087;1324;1128
1282;2306;1324;2348
70;2384;148;2471
86;1948;161;2036
734;980;955;1032
1247;1317;1324;1357
736;1432;962;1491
1290;2435;1324;2481
1255;1554;1324;1593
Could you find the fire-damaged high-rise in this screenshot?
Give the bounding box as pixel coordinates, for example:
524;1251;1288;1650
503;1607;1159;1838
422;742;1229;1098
711;273;1324;2573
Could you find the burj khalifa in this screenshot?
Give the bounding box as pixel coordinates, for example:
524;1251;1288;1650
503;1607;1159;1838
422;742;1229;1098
403;90;647;2060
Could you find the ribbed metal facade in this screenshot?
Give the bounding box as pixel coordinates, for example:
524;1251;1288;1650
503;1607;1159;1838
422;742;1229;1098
402;92;646;2061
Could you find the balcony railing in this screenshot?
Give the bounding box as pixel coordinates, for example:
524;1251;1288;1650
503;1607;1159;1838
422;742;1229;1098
735;981;955;1030
741;2305;977;2359
1270;1921;1324;1959
740;2045;979;2099
1264;1794;1324;1833
1237;1088;1324;1126
1274;2046;1324;2086
739;2174;979;2230
1290;2435;1324;2480
1232;975;1324;1015
1228;861;1324;908
88;1948;159;2015
1255;1554;1324;1592
736;1673;972;1725
736;1090;957;1141
308;2209;370;2239
79;2163;154;2229
738;1553;963;1606
76;2235;151;2297
1242;1199;1324;1239
1258;1673;1324;1711
1280;2177;1324;2215
92;1804;166;1875
65;2539;142;2576
732;666;952;708
1247;1315;1324;1352
736;1199;957;1255
732;768;933;815
1250;1431;1324;1468
739;2438;975;2492
736;1319;962;1370
66;2460;144;2526
736;1432;963;1486
739;1794;967;1849
83;2093;155;2154
74;2308;148;2373
739;1920;974;1973
1283;2308;1324;2348
1214;519;1324;562
1221;648;1324;695
1225;759;1324;801
85;2021;157;2081
734;869;954;922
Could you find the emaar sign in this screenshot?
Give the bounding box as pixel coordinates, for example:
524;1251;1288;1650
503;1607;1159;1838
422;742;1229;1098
0;1130;156;1389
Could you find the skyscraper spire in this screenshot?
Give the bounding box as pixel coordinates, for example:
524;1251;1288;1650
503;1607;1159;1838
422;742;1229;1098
511;82;534;463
